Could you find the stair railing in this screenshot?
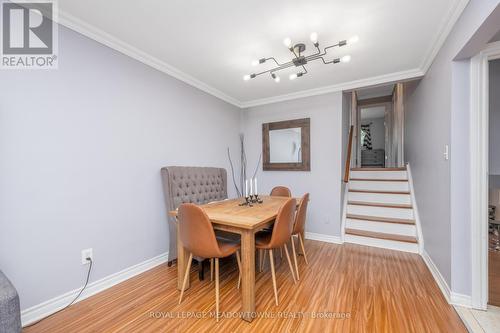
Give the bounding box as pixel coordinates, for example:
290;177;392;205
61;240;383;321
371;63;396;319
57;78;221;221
343;125;354;183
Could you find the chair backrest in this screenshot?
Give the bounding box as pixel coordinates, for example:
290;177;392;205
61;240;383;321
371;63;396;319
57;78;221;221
178;203;222;258
293;193;310;235
268;198;296;248
270;186;292;197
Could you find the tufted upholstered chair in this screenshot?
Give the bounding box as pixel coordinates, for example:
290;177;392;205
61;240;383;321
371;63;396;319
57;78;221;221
161;166;233;278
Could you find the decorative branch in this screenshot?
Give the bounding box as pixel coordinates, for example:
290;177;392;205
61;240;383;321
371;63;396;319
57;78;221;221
252;153;262;179
227;147;241;197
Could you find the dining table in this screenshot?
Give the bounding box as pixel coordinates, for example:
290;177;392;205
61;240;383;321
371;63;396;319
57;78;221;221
169;194;300;322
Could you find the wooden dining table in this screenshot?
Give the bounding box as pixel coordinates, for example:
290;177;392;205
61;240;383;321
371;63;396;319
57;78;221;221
169;195;299;322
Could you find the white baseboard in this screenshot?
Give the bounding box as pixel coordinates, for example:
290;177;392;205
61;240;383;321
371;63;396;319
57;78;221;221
421;250;451;303
450;292;473;308
305;232;343;244
21;252;168;326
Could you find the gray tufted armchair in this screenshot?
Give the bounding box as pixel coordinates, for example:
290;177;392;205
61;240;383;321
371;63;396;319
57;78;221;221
161;166;229;277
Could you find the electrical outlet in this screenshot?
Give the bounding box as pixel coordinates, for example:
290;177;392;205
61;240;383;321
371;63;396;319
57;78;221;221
81;248;93;265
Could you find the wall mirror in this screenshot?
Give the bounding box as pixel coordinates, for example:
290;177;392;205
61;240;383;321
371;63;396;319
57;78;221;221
262;118;310;171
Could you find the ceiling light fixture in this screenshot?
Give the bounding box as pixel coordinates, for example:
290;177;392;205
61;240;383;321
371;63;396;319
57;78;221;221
244;33;357;81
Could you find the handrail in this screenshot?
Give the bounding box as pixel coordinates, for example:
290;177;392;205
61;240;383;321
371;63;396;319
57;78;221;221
343;125;354;183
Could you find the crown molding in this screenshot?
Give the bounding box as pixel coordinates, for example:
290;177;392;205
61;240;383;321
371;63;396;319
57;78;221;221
56;10;243;108
55;0;466;109
420;0;470;72
240;68;424;108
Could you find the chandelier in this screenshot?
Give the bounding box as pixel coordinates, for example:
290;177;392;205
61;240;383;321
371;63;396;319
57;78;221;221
243;33;358;82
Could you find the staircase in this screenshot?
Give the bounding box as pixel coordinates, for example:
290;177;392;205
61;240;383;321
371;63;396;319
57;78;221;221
343;167;420;253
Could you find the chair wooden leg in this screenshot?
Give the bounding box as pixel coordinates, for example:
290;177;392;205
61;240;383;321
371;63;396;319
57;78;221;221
262;249;267;272
236;251;242;289
269;249;278;306
259;249;263;272
298;234;308;265
283;244;297;284
291;236;300;280
179;253;193;304
215;258;220;322
280;247;283;259
210;258;214;281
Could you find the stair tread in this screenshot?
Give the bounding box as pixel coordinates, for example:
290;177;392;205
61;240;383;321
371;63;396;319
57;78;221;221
350;167;406;171
350;178;408;182
349;189;411;195
345;228;418;243
348;201;413;209
346;214;415;225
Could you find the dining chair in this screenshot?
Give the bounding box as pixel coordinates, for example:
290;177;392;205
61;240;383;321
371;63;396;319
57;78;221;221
177;203;242;322
270;186;292;197
290;193;309;280
255;198;297;305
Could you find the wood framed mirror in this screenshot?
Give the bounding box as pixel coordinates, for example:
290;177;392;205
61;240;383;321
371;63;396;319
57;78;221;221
262;118;310;171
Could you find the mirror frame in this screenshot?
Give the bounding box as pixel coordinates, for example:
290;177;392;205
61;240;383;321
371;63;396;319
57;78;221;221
262;118;310;171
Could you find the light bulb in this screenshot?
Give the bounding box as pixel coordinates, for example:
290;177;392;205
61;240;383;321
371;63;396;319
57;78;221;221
341;55;351;63
310;32;318;43
289;73;297;80
243;74;251;81
274;76;281;83
251;59;259;66
283;37;292;48
349;35;359;44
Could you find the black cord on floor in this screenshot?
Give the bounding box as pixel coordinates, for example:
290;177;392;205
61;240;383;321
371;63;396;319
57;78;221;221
24;258;93;328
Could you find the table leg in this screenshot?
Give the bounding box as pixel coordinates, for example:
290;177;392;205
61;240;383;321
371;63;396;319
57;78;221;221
177;223;190;291
241;229;256;322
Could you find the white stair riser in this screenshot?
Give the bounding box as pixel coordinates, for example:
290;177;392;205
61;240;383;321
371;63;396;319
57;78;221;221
347;204;414;219
350;170;407;180
344;235;419;253
348;192;411;205
349;180;409;192
346;219;416;236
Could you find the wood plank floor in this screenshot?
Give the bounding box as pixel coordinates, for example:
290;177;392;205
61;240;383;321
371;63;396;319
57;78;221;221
24;241;466;333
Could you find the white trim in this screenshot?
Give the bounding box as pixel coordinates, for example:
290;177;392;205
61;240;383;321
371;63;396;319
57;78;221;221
53;1;466;108
421;250;451;303
406;163;425;254
305;232;343;244
340;183;349;242
419;0;470;72
56;11;242;108
240;68;424;108
450;292;473;308
21;252;168;326
470;41;500;310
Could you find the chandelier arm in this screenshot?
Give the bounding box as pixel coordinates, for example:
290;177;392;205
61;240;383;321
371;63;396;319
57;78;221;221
266;57;287;67
254;61;295;77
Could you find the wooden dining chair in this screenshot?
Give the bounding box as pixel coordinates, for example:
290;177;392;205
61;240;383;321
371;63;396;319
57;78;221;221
270;186;292;197
255;198;297;305
177;203;242;322
290;193;309;280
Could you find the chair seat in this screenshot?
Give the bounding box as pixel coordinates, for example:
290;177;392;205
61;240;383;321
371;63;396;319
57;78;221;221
255;231;273;249
217;239;240;258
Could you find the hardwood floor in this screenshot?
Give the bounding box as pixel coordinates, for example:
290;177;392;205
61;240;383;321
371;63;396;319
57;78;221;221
489;232;500;306
24;241;466;333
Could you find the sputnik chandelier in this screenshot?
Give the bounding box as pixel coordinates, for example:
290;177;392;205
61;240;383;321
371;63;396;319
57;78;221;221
244;33;359;82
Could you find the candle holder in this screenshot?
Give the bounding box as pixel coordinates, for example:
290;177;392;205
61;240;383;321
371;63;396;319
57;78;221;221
239;196;253;207
250;194;263;204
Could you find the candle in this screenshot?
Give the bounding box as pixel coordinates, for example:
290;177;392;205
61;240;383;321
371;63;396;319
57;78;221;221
249;178;253;196
254;178;258;195
245;179;248;197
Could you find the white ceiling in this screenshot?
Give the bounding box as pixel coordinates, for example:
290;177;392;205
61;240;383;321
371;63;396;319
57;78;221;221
57;0;468;107
361;106;386;120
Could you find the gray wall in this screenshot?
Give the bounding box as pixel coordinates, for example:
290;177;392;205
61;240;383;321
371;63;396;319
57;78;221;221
404;0;499;295
0;26;241;310
242;93;344;237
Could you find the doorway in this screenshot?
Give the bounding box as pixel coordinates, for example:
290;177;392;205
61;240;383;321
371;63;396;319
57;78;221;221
360;106;387;167
351;83;405;168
